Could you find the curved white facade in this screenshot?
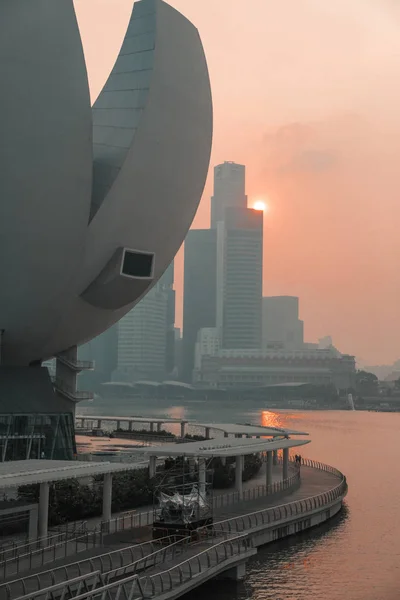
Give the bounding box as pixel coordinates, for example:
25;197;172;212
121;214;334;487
0;0;212;365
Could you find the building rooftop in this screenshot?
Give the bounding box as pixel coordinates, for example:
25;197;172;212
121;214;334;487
0;460;147;489
133;437;310;458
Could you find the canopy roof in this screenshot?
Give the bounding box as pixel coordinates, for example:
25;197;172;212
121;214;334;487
136;437;310;458
0;459;146;489
191;423;308;436
78;415;188;424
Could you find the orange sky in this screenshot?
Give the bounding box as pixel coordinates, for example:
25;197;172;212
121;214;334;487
74;0;400;365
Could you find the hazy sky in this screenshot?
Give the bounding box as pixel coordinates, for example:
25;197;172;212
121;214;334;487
75;0;400;365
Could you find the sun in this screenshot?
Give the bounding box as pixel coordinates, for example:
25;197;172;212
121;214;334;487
253;200;268;212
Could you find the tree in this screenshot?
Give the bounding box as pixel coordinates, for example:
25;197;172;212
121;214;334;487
355;370;378;397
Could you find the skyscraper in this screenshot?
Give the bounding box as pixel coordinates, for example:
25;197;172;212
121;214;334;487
262;296;304;350
114;278;170;382
217;207;263;349
159;262;176;375
182;229;217;381
211;162;247;228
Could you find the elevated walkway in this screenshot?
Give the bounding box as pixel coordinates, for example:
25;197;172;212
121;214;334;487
0;460;347;600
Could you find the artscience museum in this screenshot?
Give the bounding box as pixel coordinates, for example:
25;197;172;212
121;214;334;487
0;0;213;460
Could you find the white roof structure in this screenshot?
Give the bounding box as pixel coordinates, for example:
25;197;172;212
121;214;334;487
190;423;308;436
77;415;188;424
0;460;147;490
135;437;310;458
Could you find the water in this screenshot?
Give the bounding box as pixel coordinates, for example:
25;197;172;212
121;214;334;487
79;399;400;599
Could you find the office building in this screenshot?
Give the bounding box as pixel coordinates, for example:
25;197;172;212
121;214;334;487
182;229;217;381
194;327;220;371
159;262;176;376
194;348;356;392
217;207;263;349
262;296;304;350
211;162;247;227
114;281;169;383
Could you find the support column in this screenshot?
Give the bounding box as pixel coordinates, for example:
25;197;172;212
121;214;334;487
38;482;49;542
198;458;206;497
150;422;154;433
180;422;186;438
266;451;273;488
157;422;162;433
97;420;101;429
116;421;121;430
282;448;289;480
273;449;278;466
235;455;243;499
205;427;211;440
128;421;133;431
221;457;226;466
102;473;113;522
149;455;157;478
81;418;85;427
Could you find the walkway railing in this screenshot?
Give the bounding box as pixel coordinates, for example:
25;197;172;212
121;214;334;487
0;522;88;563
213;464;300;510
0;529;102;581
209;459;347;535
0;532;226;600
55;534;253;600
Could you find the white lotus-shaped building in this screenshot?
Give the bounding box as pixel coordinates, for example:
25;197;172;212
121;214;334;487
0;0;213;367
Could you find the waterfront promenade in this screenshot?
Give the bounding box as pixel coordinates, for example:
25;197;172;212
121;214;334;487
0;460;347;600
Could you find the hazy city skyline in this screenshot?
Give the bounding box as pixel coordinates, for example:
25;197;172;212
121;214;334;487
75;0;400;364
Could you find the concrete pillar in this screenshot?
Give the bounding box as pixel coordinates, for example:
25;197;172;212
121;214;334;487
180;422;186;438
198;458;206;496
205;427;211;439
29;506;39;540
283;448;289;480
221;457;226;466
266;451;273;488
150;422;154;432
38;482;49;541
223;562;246;580
128;421;133;431
157;422;162;433
116;421;121;430
97;419;101;429
102;473;113;522
81;418;85;427
235;455;243;499
149;455;157;478
273;449;278;466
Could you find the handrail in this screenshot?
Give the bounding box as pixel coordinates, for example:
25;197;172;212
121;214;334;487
0;533;197;600
66;534;253;600
13;571;101;600
0;522;88;562
206;458;347;535
0;530;102;582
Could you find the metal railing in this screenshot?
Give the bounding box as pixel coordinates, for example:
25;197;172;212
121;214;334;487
59;534;253;600
0;529;102;581
51;379;94;401
213;464;300;509
0;522;88;563
209;460;347;535
55;354;95;372
0;532;223;600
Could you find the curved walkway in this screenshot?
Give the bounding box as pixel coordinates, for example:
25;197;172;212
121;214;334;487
0;460;346;600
